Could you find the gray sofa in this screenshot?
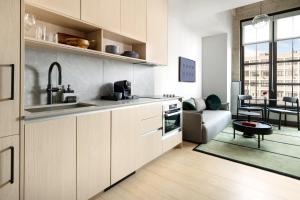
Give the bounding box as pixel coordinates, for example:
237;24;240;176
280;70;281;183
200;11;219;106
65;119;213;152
182;98;231;144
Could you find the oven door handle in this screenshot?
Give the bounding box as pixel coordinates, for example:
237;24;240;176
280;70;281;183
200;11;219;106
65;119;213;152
165;111;182;117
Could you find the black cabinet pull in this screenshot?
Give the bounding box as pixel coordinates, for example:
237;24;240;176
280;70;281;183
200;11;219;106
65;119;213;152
9;146;14;184
10;64;15;100
0;146;14;184
0;64;14;100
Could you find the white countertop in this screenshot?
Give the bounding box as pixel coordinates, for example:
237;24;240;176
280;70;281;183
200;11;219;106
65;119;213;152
24;97;181;121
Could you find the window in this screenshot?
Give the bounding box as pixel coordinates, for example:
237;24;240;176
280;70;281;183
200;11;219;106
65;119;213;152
242;20;271;104
241;9;300;106
275;11;300;105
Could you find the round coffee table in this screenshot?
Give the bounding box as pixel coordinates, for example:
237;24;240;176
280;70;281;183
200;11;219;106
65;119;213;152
232;120;273;148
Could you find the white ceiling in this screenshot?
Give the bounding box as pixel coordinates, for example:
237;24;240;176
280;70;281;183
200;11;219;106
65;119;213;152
170;0;263;35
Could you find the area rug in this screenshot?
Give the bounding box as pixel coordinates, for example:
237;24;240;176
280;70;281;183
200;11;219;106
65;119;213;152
194;125;300;180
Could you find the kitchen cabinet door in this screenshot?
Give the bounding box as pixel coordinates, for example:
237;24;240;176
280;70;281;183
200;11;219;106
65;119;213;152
81;0;121;33
25;0;80;19
121;0;147;41
136;103;163;168
24;117;77;200
0;0;20;138
77;111;111;200
162;131;182;153
137;130;162;168
147;0;168;65
0;135;19;200
111;107;138;184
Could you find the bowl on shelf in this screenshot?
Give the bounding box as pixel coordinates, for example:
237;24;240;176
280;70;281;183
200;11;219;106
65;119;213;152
121;51;140;59
64;38;90;49
105;45;119;54
57;33;90;49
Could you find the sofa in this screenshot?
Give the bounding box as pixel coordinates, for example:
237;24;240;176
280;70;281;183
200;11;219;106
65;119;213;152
182;97;231;144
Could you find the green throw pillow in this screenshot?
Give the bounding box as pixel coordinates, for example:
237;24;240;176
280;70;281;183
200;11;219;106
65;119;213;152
205;94;221;110
183;98;196;111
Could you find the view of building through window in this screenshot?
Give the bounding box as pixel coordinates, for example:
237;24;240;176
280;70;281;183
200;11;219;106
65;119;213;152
242;10;300;106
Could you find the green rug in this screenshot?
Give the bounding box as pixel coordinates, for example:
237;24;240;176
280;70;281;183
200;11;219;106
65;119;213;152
194;125;300;180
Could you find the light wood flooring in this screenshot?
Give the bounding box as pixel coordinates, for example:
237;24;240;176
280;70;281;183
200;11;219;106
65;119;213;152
96;142;300;200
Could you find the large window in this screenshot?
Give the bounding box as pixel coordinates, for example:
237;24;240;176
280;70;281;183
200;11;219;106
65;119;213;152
242;20;271;104
241;9;300;106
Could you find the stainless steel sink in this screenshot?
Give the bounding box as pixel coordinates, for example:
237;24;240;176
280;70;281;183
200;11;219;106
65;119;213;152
25;103;96;113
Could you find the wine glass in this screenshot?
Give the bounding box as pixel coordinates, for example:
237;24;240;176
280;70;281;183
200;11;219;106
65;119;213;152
24;13;36;31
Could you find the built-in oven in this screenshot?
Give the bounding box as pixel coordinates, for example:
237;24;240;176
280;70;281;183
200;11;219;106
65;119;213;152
163;100;182;136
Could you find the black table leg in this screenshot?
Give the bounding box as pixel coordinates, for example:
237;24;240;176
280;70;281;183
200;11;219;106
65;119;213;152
264;98;267;122
233;129;235;139
262;135;264;141
258;134;260;148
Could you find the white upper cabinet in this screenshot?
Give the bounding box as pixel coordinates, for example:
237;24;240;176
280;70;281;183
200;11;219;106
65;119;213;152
147;0;168;65
81;0;121;33
121;0;147;41
26;0;81;19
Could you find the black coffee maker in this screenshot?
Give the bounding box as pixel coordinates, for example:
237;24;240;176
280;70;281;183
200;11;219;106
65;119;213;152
114;80;132;99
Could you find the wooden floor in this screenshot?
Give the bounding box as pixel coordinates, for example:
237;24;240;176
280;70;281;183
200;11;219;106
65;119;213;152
96;142;300;200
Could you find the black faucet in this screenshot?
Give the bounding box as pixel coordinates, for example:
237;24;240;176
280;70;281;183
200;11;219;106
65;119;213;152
47;62;62;104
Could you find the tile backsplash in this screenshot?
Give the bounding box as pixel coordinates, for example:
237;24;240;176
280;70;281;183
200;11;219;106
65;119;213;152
25;47;155;106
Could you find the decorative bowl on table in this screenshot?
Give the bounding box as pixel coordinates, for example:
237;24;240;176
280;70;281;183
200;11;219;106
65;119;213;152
241;121;257;127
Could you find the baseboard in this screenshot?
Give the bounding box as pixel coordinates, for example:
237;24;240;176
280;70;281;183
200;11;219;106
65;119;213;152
104;172;136;192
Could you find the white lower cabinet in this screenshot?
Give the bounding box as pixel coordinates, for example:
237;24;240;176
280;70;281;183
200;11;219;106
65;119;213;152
111;107;138;184
111;103;163;184
23;102;179;199
24;117;77;200
137;130;162;168
162;131;182;153
0;135;19;200
77;111;111;200
136;103;163;169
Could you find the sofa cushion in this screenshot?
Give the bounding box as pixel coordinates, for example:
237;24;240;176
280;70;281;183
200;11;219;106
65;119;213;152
205;94;221;110
194;98;206;112
182;98;196;110
202;110;231;143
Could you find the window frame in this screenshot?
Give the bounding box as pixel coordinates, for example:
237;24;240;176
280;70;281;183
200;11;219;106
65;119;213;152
240;6;300;107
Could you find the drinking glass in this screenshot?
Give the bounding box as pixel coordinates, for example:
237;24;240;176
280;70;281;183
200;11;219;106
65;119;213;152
24;13;36;37
36;24;46;40
24;13;36;31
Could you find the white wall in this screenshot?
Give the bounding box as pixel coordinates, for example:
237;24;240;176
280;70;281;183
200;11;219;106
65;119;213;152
153;2;234;101
153;0;202;99
199;10;233;104
202;33;228;102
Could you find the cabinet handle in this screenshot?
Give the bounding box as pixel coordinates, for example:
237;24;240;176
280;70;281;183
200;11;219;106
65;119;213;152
9;146;14;184
0;64;14;100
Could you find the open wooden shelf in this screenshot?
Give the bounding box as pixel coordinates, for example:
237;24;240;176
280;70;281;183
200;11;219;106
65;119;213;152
25;37;147;64
25;3;97;33
25;2;152;65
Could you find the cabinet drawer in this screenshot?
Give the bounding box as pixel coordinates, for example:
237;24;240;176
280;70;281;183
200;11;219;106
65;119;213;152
162;131;182;153
138;103;162;120
141;116;162;134
0;135;19;200
137;130;162;168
